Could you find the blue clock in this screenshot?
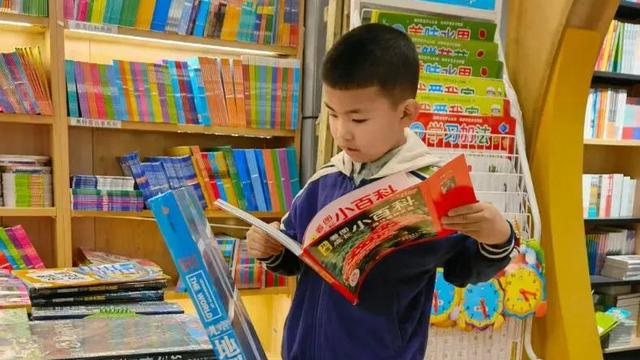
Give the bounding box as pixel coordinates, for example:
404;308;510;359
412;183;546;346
430;269;460;326
458;279;504;330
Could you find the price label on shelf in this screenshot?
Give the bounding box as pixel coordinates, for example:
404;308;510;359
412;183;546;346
69;117;122;129
68;21;118;34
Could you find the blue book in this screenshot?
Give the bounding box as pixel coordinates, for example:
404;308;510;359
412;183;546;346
111;0;125;24
207;153;227;202
291;61;300;130
237;0;255;42
120;152;154;202
64;60;80;118
177;0;195;35
254;149;272;211
150;0;172;32
232;149;258;211
164;60;186;124
141;162;171;196
149;187;267;360
106;63;125;121
185;58;211;126
147;156;181;189
244;149;267;212
286;147;301;197
193;0;211;37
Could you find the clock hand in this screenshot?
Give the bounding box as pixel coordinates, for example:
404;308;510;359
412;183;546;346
520;289;537;302
480;299;488;319
433;292;439;314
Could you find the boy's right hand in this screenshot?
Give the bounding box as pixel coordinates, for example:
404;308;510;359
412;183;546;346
247;222;284;259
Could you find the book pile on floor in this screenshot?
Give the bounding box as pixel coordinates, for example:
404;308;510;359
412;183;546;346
71;175;144;212
0;155;52;208
601;255;640;280
594;285;640;350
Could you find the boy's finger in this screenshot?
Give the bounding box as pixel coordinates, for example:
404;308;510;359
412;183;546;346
442;213;485;225
447;203;484;217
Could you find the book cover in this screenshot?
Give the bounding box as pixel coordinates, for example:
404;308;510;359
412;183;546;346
418;73;506;97
368;9;496;42
0;271;30;308
412;35;499;61
419;54;503;78
232;149;258;211
285;147;301;197
5;225;44;269
65;60;80;117
215;155;477;304
276;148;293;209
212;147;247;209
254;149;272;211
31;301;184;320
260;149;280;211
135;0;157;29
244;149;268;212
205;152;228;202
30;289;165;307
150;0;171;31
193;0;212;36
149;188;268;360
233;58;248;127
416;93;507;117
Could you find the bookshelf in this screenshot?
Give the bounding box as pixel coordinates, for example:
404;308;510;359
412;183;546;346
592;71;640;86
616;0;640;20
584;139;640;147
591;274;640;287
1;1;305;357
586;217;640;225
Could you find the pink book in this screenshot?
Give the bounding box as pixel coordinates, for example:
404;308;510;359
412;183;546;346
77;0;89;22
132;62;150;122
276;148;294;209
90;63;107;119
5;225;44;269
64;0;75;20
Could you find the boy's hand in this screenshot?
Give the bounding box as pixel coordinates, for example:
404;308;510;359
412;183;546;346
441;203;511;245
247;222;284;259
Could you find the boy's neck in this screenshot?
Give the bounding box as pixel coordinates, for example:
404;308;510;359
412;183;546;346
351;136;407;185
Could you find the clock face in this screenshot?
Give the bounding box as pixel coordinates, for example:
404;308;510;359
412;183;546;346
432;270;457;319
503;266;544;318
461;279;504;328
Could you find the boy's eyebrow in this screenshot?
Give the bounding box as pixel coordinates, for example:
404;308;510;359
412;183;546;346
324;102;362;114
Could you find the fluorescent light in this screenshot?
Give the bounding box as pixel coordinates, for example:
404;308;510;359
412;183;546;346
66;28;280;57
0;20;35;27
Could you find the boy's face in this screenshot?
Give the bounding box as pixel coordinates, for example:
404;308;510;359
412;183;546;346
324;85;417;163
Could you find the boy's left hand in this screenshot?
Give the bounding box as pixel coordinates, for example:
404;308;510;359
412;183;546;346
441;202;511;245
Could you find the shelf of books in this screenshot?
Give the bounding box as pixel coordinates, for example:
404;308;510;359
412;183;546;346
71;209;286;220
0;11;48;31
584;1;640;355
0;207;57;217
0;113;54;125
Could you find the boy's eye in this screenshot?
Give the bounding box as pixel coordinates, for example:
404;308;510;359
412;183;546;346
352;118;369;124
328;113;338;119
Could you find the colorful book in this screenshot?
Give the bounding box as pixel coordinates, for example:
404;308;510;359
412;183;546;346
415;93;507;116
30;301;183;320
244;149;268;212
419;54;503;78
418;73;506;97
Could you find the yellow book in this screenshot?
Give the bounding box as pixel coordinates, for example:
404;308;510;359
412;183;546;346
120;61;140;122
135;0;157;29
91;0;108;24
214;152;239;207
147;65;165;124
220;0;242;41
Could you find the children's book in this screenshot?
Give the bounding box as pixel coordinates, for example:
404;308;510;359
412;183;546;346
418;74;506;98
215;155;477;304
30;301;184;320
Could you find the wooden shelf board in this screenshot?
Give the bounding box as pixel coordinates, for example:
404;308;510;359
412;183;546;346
64;21;297;57
72;210;285;220
68;117;295;138
590;275;640;287
616;1;640;20
0;113;53;125
584;139;640;147
0;12;48;31
0;207;56;217
604;336;640;354
592;71;640;86
585;217;640;225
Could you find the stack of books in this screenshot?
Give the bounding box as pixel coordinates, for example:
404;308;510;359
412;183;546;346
582;173;638;218
595;287;640;349
0;47;53;115
0;155;52;208
601;255;640;280
120;145;301;212
0;224;45;270
596;20;640;75
586;229;636;275
65;55;301;130
0;271;30;309
71;175;144;212
584;90;640;141
63;0;300;48
0;0;48;16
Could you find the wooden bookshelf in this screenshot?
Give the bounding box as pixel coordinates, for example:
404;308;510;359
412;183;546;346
68;117;296;138
590;274;640;287
604;336;640;354
585;217;640;225
71;210;286;220
0;207;57;217
584;139;640;147
0;113;54;125
616;1;640;20
0;12;48;31
64;21;298;57
592;71;640;86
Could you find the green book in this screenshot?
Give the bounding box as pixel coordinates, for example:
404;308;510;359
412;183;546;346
87;0;95;22
212;147;247;210
265;64;274;128
162;66;178;124
366;9;497;42
250;61;259;128
98;64;116;120
418;74;506;97
412;36;499;61
0;228;27;269
121;0;141;27
415;93;506;116
419;54;503;79
270;149;286;212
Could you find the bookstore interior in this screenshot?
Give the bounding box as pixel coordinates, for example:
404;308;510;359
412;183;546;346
0;0;638;359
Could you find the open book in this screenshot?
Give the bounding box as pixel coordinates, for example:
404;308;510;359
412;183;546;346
215;154;477;304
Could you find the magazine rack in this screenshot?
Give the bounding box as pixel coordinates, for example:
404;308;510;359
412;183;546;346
348;0;542;359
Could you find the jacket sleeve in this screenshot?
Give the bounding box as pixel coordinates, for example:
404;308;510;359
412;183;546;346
442;220;516;287
259;195;304;276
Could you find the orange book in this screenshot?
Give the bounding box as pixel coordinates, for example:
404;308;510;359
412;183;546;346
596;89;608;138
232;59;247;127
167;146;217;209
135;0;156;30
211;59;230;126
82;62;99;119
117;61;139;122
262;149;281;212
220;58;239;127
198;57;223;126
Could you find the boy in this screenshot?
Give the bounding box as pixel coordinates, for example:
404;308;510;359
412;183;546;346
247;23;514;360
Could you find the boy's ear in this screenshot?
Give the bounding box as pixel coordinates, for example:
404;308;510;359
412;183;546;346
399;99;419;126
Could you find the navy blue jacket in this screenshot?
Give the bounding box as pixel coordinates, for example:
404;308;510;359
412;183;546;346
263;130;514;360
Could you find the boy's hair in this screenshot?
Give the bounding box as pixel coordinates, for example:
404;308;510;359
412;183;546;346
321;23;419;106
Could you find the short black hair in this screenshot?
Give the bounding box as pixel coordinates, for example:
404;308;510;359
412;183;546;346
321;23;419;105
